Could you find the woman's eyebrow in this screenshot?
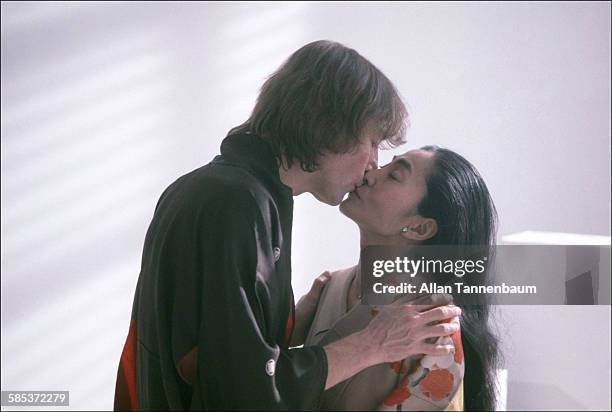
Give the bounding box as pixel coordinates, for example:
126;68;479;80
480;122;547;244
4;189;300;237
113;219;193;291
391;156;412;173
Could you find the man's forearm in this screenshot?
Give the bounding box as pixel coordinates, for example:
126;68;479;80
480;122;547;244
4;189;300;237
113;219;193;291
322;330;380;390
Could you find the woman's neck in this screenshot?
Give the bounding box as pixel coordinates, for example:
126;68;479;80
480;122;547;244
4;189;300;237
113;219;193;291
350;232;420;312
350;231;391;311
359;227;420;249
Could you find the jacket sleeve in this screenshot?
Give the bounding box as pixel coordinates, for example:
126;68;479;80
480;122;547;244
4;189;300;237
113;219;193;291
188;193;328;410
378;319;465;411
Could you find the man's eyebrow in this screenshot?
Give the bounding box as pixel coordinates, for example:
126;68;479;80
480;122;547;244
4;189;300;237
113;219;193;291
391;156;412;173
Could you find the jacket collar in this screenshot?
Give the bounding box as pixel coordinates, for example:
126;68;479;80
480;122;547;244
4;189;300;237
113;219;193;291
214;131;293;197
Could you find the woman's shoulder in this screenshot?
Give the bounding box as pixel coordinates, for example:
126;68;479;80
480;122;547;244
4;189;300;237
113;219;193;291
304;265;357;347
327;266;357;287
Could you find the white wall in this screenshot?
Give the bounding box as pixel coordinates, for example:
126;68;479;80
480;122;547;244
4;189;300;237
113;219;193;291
496;305;611;411
1;2;610;410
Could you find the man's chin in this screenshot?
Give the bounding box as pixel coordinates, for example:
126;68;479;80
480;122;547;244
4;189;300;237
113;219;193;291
339;193;354;207
333;190;355;206
340;191;352;204
311;191;341;206
327;196;344;207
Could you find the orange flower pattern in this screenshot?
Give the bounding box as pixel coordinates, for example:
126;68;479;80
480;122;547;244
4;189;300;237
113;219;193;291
383;382;411;406
378;317;464;411
420;369;455;401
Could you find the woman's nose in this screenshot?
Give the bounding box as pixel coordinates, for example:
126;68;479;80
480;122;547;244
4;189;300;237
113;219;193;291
364;169;377;186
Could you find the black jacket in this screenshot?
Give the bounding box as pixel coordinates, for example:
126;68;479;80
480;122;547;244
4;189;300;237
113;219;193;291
114;132;328;410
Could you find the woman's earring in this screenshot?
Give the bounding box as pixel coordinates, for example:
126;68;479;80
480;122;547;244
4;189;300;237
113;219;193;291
401;227;409;233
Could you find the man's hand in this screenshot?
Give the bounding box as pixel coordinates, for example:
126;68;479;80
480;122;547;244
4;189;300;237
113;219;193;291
322;294;460;390
289;271;332;347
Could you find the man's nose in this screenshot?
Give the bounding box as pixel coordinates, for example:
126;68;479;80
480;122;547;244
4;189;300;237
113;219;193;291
366;148;378;172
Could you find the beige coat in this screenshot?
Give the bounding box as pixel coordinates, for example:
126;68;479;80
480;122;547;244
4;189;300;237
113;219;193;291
305;267;464;411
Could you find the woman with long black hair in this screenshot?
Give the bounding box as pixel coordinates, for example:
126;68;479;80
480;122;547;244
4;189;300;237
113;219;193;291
304;146;501;411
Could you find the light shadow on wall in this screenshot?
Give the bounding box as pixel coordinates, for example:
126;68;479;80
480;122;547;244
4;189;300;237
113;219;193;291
1;3;313;410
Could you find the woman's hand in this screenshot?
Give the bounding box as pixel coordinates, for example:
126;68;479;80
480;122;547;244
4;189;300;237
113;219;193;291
289;271;332;347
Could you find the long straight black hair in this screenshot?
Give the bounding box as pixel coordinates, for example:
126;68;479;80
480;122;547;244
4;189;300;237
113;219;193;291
417;145;501;411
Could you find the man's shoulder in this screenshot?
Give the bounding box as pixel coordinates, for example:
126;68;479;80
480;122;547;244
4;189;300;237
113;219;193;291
157;162;272;218
193;162;264;199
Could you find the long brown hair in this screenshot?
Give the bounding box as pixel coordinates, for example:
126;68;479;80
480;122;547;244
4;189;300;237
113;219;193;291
230;40;409;172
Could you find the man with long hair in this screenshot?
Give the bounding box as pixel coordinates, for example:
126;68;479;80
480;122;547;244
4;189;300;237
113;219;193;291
114;40;459;410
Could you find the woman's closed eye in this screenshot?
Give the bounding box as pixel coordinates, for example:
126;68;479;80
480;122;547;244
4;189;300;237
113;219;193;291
389;170;402;181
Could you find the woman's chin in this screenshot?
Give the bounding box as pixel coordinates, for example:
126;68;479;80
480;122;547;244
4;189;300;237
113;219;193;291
339;199;350;213
339;200;359;221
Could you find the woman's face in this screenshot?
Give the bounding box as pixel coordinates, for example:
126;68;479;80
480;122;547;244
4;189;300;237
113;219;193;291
340;149;436;237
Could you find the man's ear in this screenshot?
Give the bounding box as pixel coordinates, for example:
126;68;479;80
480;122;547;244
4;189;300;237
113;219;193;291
400;217;438;241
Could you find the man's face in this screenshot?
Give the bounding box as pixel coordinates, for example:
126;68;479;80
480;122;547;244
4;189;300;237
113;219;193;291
309;128;380;206
339;150;435;235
